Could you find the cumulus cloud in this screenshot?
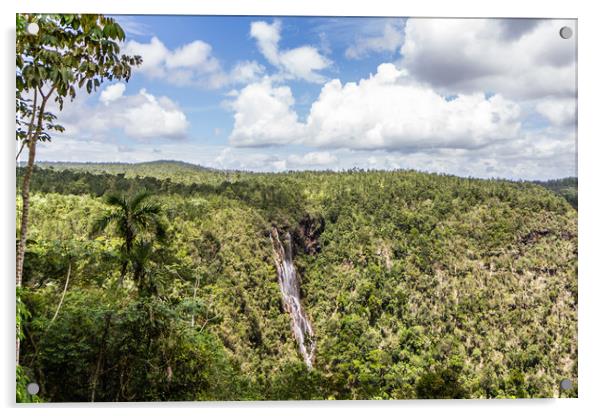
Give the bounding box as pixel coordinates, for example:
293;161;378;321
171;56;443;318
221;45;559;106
229;61;266;84
222;18;576;179
345;20;405;59
288;151;337;167
35;17;576;181
124;37;170;78
165;40;219;70
99;82;126;105
228;78;305;147
53;85;189;140
214;148;338;171
400;18;576;100
228;64;521;151
251;21;281;65
305;64;521;150
250;20;331;83
214;147;286;171
35;134;575;180
536;97;577;126
343;132;575;180
123;36;264;89
120;89;188;139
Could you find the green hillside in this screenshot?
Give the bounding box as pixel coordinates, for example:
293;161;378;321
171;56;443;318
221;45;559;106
17;163;578;401
534;177;578;209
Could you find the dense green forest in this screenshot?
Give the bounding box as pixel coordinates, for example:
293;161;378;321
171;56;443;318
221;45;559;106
17;162;578;401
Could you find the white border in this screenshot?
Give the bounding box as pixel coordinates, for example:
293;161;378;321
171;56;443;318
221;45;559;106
2;1;601;415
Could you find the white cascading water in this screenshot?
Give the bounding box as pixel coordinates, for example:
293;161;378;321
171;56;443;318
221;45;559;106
270;228;316;369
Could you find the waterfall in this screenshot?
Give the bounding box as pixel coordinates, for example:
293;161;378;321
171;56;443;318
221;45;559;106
270;228;316;369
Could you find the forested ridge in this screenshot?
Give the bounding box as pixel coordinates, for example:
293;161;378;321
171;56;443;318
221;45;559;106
17;162;578;401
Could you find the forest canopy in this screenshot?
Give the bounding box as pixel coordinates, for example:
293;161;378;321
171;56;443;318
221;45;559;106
17;162;578;401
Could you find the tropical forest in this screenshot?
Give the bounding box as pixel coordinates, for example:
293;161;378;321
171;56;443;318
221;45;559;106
17;161;578;401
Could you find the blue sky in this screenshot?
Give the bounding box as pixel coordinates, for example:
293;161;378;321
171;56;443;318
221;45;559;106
30;15;577;180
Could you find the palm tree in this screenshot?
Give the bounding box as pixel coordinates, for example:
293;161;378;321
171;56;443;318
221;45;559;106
91;190;166;285
130;239;162;297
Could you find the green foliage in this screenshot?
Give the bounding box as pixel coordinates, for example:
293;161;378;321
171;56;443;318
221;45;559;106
21;288;245;401
533;177;577;209
16;14;141;164
18;164;578;401
16;15;142;373
16;14;140;107
91;190;167;291
416;365;468;399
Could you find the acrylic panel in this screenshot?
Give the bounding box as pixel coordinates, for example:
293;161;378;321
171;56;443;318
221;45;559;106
16;14;577;402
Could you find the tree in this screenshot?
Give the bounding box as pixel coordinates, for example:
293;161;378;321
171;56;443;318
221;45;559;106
15;14;142;335
91;191;166;284
415;366;468;399
130;240;161;297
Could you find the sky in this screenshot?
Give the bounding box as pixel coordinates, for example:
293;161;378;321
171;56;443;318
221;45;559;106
28;16;577;180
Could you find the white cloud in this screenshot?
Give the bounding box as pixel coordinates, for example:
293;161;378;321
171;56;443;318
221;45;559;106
250;21;281;65
341;133;575;180
228;64;521;151
279;47;330;83
288;151;337;167
345;20;405;59
124;36;263;89
50;86;189;140
228;78;305;147
214;147;287;171
250;20;331;83
32;18;576;181
400;18;576;100
34;133;575;180
304;64;521;150
165;40;219;70
124;37;169;79
121;90;188;139
214;149;337;171
228;61;266;84
536;97;577;126
99;83;126;105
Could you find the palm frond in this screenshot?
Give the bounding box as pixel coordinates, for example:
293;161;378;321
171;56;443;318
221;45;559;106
105;193;127;209
89;212;120;237
129;190;152;210
133;203;162;218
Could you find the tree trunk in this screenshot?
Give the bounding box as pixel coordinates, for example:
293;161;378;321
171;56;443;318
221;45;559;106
16;89;37;161
16;88;52;366
16;127;38;288
117;233;133;286
15;136;36;367
16;138;28;160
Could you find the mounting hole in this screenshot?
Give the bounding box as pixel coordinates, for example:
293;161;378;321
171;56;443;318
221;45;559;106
26;22;39;36
26;382;40;395
560;379;573;390
559;26;573;39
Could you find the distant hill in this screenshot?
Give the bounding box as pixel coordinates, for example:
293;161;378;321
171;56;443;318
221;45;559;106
36;160;228;186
